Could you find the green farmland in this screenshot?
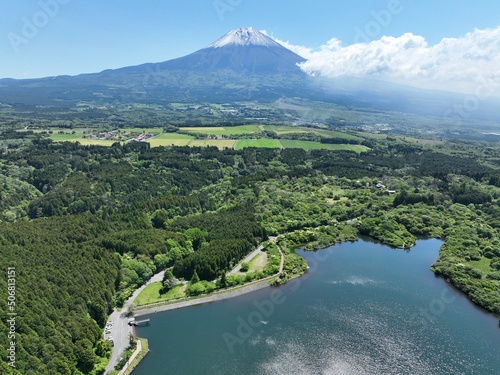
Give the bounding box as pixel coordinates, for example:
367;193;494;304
179;125;262;135
235;139;283;150
45;125;369;152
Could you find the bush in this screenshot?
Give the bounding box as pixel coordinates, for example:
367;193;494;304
186;281;216;296
240;262;250;272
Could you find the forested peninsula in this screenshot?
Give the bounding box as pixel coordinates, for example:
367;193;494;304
1;134;500;375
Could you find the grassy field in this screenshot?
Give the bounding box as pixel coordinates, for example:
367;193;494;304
262;125;309;134
188;139;237;149
50;133;84;141
235;139;282;150
280;140;369;153
77;139;117;146
148;133;193;147
248;252;268;273
134;283;186;307
180;125;261;135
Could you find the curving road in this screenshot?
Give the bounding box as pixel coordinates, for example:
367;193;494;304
104;271;164;374
104;240;285;373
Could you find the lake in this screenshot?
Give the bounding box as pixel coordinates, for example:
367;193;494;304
133;239;500;375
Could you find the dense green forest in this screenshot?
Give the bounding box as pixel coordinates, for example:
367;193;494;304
1;131;500;374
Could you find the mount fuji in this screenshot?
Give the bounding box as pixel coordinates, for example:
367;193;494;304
0;27;489;120
0;27;310;104
151;27;306;75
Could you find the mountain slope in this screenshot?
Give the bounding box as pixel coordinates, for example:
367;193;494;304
116;27;305;75
0;27;309;105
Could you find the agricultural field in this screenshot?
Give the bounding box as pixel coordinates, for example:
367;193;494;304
179;125;261;135
147;133;193;147
76;139;117;146
41;125;370;152
235;139;282;150
262;125;308;134
187;139;237;149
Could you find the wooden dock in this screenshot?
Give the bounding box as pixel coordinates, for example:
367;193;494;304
133;318;150;326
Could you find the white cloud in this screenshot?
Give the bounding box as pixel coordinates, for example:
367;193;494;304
274;27;500;96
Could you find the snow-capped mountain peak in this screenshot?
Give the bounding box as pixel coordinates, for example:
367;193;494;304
209;27;282;48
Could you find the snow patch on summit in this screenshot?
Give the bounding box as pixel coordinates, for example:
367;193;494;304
209;27;282;48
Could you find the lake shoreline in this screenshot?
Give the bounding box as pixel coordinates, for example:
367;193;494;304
131;239;500;374
134;280;272;317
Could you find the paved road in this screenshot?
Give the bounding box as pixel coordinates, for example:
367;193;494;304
228;245;265;275
104;271;165;374
116;339;142;375
105;240;284;372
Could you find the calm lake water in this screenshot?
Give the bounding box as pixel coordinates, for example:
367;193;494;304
133;239;500;375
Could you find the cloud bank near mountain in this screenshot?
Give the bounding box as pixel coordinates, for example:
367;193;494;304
272;27;500;96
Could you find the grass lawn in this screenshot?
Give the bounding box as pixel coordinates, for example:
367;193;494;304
134;283;186;306
280;140;369;153
235;139;282;150
248;252;268;273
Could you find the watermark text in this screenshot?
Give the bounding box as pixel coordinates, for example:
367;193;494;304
7;267;17;368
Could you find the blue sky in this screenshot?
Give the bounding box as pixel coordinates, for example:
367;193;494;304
1;0;500;86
